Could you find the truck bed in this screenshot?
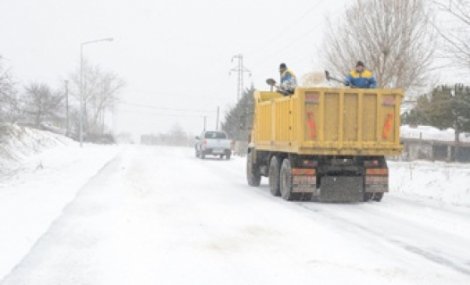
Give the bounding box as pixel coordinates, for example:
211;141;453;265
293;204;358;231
252;87;403;156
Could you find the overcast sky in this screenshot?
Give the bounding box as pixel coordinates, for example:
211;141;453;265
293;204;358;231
0;0;466;137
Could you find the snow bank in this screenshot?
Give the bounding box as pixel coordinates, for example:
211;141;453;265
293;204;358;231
389;160;470;207
0;139;119;280
0;124;73;175
401;125;470;143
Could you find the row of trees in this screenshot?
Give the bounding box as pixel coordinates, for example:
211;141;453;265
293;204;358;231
221;86;255;141
0;59;123;140
141;124;194;146
403;85;470;139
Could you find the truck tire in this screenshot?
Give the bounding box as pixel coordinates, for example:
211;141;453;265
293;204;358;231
268;156;281;196
280;158;296;201
373;192;384;202
225;151;231;160
201;152;206;159
247;153;261;186
363;193;372;202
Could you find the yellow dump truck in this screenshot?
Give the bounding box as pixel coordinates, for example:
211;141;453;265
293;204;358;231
247;87;403;202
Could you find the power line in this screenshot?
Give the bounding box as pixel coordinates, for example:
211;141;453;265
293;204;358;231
244;0;324;57
117;107;212;118
117;100;216;113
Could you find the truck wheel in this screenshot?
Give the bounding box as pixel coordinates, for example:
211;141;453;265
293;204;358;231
247;153;261;187
372;192;384;202
201;152;206;159
219;154;224;159
280;158;296;201
363;193;372;202
268;156;281;196
225;152;231;160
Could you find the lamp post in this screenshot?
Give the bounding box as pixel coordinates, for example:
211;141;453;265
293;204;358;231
79;37;113;147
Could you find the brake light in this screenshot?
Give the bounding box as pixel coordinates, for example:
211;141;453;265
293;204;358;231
364;160;379;167
302;160;318;167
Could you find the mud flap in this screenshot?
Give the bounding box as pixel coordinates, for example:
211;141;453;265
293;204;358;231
319;176;363;202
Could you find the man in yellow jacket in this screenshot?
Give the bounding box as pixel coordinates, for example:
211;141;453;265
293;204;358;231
279;63;297;95
344;61;377;88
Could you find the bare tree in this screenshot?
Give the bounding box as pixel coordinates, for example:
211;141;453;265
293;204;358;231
323;0;435;91
69;60;124;135
433;0;470;71
301;72;327;87
23;83;63;128
0;60;19;123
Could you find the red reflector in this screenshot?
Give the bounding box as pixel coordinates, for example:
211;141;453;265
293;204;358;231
366;168;388;175
306;112;317;139
292;168;316;176
382;113;394;139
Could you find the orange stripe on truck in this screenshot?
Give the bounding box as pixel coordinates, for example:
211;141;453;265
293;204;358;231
306;112;317;139
292;168;316;176
382;113;394;140
366;168;388;175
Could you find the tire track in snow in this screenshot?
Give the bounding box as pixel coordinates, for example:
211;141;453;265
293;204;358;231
199;156;470;277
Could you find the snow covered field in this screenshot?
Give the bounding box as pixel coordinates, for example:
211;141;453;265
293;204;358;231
0;145;469;284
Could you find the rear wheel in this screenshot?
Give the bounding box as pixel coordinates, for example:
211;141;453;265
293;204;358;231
219;154;224;159
247;152;261;186
280;158;296;201
372;192;384;202
268;156;281;196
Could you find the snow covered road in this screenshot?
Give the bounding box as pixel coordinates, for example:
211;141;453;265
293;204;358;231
1;146;470;284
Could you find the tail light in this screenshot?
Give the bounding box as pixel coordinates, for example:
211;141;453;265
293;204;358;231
364;160;379;167
302;159;318;167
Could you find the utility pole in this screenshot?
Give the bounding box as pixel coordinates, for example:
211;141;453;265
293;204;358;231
230;54;251;101
216;106;220;131
203;116;207;131
64;80;69;136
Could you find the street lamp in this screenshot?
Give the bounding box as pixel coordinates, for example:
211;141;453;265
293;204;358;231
79;37;114;147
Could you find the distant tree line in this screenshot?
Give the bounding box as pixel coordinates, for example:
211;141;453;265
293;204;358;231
0;58;123;141
141;124;194;146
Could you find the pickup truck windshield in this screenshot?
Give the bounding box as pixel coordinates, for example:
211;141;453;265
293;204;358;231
205;132;227;139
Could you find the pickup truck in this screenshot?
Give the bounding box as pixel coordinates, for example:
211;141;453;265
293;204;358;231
195;131;232;160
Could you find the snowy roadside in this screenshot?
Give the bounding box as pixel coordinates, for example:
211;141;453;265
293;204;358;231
230;155;470;208
0;142;119;280
389;160;470;208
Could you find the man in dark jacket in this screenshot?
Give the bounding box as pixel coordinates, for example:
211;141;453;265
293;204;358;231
344;61;377;88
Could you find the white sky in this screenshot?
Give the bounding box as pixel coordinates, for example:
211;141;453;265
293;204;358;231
0;0;467;137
